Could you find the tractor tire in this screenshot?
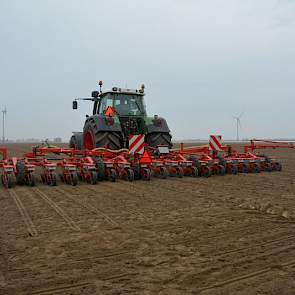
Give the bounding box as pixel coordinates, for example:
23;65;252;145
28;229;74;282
146;132;172;149
83;118;123;150
69;133;83;150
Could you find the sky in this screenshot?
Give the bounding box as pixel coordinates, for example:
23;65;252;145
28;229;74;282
0;0;294;141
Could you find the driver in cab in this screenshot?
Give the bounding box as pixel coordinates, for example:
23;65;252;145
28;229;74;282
115;98;131;115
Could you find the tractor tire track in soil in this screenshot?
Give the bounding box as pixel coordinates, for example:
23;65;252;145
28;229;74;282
32;187;80;231
196;259;295;293
8;189;38;237
31;282;94;295
53;186;119;227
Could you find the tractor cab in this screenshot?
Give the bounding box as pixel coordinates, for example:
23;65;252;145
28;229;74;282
96;89;147;117
96;88;147;137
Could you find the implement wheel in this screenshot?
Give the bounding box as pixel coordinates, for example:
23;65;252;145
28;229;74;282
106;168;117;182
191;166;199;177
229;164;238;175
201;166;212;178
273;162;282;171
160;167;168;179
94;157;105;181
126;169;134;182
264;162;272;172
176;167;184;178
90;171;98;185
2;174;14;189
16;161;25;185
241;163;249;173
216;165;226;176
50;173;57;186
253;163;261;173
71;172;78;186
26;173;35;187
141;168;151;181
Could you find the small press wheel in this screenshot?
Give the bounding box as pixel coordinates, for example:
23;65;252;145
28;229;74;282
26;173;35;187
191;166;199;177
141;168;152;181
201;166;212;178
176;167;184;178
51;173;57;186
160;167;168;179
90;171;98;185
127;169;134;182
71;172;78;186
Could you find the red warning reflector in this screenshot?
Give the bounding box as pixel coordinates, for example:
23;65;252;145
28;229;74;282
104;106;115;117
140;150;152;165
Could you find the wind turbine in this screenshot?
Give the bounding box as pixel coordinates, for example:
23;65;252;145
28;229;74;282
2;107;7;144
233;112;243;141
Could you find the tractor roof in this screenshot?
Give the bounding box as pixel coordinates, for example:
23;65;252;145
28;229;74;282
100;87;145;97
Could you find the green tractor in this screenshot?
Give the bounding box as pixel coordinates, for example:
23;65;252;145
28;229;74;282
70;82;172;150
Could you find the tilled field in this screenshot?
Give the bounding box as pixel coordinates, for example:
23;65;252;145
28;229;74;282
1;145;295;294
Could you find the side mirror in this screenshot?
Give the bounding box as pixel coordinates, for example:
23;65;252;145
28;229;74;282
91;91;99;98
72;100;78;110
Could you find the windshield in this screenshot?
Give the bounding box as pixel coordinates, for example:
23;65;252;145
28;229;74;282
100;94;146;116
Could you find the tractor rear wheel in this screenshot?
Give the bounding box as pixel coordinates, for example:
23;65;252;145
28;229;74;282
146;132;172;149
83;119;123;150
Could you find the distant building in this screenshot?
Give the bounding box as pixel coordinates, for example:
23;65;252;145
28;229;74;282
53;137;62;143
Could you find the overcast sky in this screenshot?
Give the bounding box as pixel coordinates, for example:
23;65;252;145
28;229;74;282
0;0;294;141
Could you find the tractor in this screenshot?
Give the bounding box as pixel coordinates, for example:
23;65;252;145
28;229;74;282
70;82;172;150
